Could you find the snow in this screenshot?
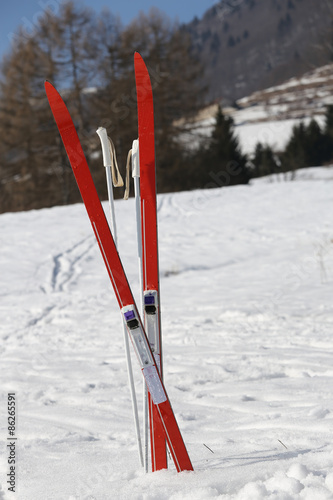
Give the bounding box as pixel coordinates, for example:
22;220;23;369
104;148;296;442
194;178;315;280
243;64;333;95
1;166;333;499
179;108;326;156
234;115;326;155
183;63;333;156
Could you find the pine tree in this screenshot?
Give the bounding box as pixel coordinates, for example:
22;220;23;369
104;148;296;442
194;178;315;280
281;122;309;173
252;142;279;178
306;119;327;166
281;117;331;174
195;106;250;188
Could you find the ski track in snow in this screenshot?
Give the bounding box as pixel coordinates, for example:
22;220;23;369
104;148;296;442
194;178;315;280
48;236;96;294
1;167;333;499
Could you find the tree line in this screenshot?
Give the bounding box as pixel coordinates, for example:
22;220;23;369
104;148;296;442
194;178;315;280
0;1;332;214
252;106;333;179
0;1;204;213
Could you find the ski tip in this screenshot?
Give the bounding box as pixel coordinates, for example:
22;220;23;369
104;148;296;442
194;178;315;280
44;81;64;110
134;52;149;77
44;81;62;102
44;80;55;94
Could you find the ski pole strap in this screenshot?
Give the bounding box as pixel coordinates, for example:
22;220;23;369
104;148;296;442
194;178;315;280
123;139;140;200
96;127;124;188
123;148;132;200
108;136;124;188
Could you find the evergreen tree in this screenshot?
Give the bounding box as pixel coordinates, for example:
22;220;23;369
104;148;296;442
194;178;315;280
195;106;250;188
252;142;279;178
281;117;331;173
306;119;328;166
281;122;307;173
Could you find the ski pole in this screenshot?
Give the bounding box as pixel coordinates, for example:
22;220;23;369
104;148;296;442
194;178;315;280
130;139;149;472
96;127;144;468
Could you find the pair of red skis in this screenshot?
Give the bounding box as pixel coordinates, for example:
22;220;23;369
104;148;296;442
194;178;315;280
45;53;193;472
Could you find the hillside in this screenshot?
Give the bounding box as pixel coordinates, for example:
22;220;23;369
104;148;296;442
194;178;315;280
1;167;333;498
184;0;333;102
181;62;333;155
237;63;333;122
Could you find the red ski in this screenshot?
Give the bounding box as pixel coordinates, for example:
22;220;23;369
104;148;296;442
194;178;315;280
134;52;167;471
45;80;193;473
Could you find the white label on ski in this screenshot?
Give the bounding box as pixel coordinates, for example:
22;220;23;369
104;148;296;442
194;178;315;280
143;365;167;404
144;290;159;352
121;305;154;368
154;353;161;373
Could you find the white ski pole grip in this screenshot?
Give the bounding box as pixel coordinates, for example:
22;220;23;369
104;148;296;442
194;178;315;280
132;139;140;178
96;127;112;167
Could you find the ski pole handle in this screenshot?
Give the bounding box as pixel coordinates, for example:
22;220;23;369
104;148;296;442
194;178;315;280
97;127;123;188
132;139;140;178
96;127;112;167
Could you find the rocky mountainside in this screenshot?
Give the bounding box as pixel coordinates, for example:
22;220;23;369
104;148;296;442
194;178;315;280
237;62;333;122
184;0;333;103
177;62;333;155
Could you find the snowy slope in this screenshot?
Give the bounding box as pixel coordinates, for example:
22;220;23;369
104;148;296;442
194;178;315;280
1;167;333;499
180;64;333;156
185;114;325;156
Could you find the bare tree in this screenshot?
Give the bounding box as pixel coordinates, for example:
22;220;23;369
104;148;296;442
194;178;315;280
0;3;205;212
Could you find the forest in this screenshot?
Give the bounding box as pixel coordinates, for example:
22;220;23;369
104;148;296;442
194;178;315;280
0;1;333;213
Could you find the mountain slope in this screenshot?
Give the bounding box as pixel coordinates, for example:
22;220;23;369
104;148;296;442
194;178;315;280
179;62;333;155
185;0;333;102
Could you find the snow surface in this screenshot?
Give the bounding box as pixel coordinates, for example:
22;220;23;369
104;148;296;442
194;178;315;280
181;111;326;156
181;62;333;157
1;167;333;499
234;115;326;156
